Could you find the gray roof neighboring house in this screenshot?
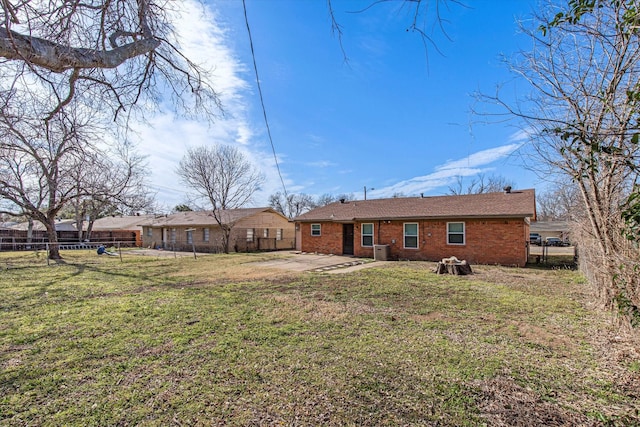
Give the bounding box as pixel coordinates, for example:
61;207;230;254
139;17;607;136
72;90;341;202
294;189;536;222
92;215;155;231
9;215;155;232
140;207;288;227
0;222;20;230
9;219;77;232
530;220;570;233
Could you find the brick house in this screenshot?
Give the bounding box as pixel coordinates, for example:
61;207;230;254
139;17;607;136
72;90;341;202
294;189;536;267
140;207;295;253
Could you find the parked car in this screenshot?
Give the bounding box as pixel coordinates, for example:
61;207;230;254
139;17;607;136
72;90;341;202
529;233;542;245
545;237;565;246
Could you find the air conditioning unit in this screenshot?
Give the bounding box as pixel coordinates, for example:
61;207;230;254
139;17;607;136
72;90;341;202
374;244;390;261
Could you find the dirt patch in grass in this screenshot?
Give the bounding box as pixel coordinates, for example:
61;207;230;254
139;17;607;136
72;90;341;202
473;376;593;426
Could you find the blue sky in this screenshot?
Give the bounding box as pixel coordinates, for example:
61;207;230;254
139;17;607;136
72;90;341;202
135;0;545;211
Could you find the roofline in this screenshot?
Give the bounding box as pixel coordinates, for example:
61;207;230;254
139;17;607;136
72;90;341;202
295;213;535;223
139;207;288;227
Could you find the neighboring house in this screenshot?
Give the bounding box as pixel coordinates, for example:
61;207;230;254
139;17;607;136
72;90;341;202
10;219;77;232
140;207;295;253
294;189;536;267
92;214;155;246
530;220;571;244
4;215;152;247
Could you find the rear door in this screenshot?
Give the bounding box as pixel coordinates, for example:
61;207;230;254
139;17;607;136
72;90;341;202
342;224;354;255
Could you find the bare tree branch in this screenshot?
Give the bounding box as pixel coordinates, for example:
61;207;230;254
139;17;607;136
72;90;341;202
176;144;264;253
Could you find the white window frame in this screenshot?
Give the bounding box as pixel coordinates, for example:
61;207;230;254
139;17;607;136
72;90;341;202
263;228;269;238
247;228;254;242
170;228;176;244
361;223;374;247
186;230;193;244
311;224;321;236
276;228;282;241
203;228;210;242
146;227;152;237
404;223;419;249
447;222;465;245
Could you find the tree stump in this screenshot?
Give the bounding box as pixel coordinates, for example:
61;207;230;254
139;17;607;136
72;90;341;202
434;256;473;275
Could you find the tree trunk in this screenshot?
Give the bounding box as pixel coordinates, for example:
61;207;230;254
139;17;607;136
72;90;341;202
435;257;473;275
86;219;96;242
26;218;33;245
74;204;85;242
222;226;231;254
45;218;61;260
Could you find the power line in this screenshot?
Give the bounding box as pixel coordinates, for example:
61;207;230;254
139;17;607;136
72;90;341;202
242;0;288;200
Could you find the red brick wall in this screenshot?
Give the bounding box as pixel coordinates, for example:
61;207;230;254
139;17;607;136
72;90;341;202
299;218;530;267
299;222;344;254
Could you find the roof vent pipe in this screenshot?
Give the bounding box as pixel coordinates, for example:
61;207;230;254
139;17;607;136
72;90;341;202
503;186;512;194
340;198;346;203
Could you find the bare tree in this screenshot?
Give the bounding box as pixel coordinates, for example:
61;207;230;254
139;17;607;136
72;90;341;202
0;1;220;124
268;192;316;219
176;144;264;253
67;148;153;242
536;180;580;221
0;97;151;258
315;193;355;207
0;108;92;258
447;173;516;195
489;1;640;322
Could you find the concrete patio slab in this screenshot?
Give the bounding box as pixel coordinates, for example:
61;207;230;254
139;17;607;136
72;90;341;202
251;252;383;273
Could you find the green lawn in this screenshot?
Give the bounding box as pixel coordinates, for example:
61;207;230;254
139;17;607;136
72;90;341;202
1;250;638;426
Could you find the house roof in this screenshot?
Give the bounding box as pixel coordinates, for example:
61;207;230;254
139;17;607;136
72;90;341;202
140;207;287;227
530;220;570;233
9;219;77;231
294;189;536;222
8;215;154;232
92;215;155;231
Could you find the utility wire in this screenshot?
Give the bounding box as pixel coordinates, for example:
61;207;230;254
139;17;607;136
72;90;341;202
242;0;288;201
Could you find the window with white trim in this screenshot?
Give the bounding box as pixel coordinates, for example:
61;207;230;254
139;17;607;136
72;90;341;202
203;228;210;242
186;230;193;244
247;228;254;242
404;223;418;249
447;222;465;245
361;223;374;247
276;228;282;241
311;224;321;236
263;228;269;238
146;227;152;237
170;228;176;244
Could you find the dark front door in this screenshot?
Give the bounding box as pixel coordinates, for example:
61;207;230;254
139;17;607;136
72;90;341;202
343;224;354;255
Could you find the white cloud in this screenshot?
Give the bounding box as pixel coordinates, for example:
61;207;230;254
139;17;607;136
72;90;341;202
131;0;288;211
508;127;534;143
305;160;338;168
369;142;522;198
435;143;521;173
